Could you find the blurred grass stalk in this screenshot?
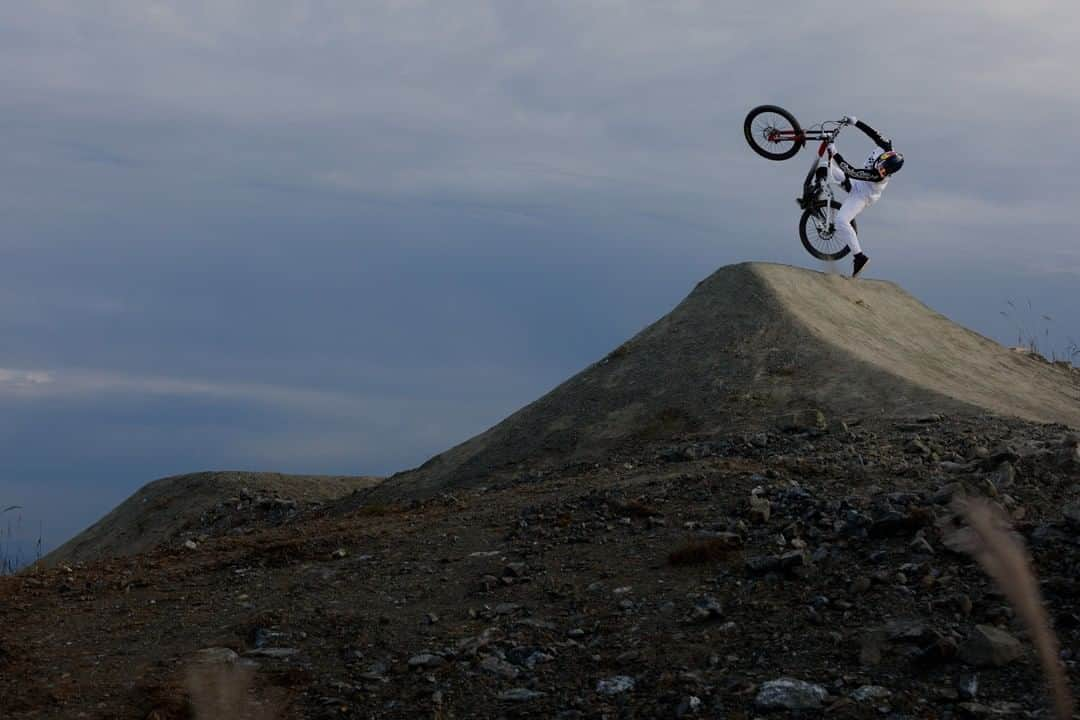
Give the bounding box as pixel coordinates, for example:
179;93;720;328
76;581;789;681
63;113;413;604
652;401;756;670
950;497;1073;719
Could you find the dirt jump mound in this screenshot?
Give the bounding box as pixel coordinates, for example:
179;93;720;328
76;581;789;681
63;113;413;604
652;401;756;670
369;262;1079;501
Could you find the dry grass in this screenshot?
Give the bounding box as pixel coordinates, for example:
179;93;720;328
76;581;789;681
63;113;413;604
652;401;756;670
948;497;1073;720
186;664;282;720
350;503;404;518
1;505;40;575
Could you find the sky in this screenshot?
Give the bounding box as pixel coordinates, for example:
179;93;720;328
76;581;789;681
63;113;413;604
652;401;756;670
1;1;1078;557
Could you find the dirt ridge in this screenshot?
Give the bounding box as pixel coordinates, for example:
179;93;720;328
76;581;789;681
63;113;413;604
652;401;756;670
42;471;382;567
366;262;1079;502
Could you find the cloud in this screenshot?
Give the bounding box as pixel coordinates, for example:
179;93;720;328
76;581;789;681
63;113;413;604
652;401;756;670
877;190;1076;229
0;369;53;389
1025;251;1080;278
0;363;550;429
2;1;1077;245
0;365;342;408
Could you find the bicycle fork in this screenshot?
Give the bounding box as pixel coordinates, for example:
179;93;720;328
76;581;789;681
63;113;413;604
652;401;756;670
806;144;836;232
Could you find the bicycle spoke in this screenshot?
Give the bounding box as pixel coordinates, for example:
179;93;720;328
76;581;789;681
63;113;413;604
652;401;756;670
754;119;775;145
745;106;802;161
809;213;848;258
753;113;794;148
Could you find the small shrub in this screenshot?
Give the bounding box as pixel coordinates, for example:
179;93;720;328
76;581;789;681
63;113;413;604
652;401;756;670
351;503;402;518
668;537;740;566
637;407;702;442
611;500;660;518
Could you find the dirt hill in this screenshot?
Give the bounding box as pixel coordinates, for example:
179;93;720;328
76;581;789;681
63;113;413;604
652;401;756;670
41;262;1078;566
41;471;382;567
5;262;1080;719
367;262;1080;502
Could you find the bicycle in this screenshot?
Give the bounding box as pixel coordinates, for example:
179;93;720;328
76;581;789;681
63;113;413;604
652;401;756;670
743;105;857;261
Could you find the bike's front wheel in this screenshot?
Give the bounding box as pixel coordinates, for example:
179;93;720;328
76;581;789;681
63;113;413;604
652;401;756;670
799;199;855;260
744;105;804;161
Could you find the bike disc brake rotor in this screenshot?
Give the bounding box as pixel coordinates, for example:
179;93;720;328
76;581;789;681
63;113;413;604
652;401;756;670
758;118;794;148
812;214;834;239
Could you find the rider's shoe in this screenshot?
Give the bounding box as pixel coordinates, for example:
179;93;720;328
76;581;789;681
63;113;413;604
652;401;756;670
796;196;808;210
852;252;870;278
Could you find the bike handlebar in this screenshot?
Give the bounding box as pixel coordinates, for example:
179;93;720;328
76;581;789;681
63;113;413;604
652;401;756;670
810;120;844;136
784;119;846;145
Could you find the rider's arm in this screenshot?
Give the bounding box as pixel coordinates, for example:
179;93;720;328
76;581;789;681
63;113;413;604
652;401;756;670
853;120;893;151
826;159;848;188
833;152;883;182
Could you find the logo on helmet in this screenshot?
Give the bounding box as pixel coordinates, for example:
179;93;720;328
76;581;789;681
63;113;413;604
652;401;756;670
875;150;904;176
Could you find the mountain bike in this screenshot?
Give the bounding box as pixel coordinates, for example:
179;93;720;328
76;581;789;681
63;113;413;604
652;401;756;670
743;104;856;261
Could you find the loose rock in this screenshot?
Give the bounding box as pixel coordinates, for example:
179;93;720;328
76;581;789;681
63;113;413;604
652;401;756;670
480;654;520;680
755;678;828;711
596;675;636;695
851;685;891;702
191;647;238;665
960;625;1024;667
407;653;446;669
497;688;546;702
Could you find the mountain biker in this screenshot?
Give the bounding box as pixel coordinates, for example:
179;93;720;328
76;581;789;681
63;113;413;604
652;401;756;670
799;116;904;277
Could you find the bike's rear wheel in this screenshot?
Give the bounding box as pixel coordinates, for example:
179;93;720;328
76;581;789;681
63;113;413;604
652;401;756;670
744;105;804;161
800;199;855;260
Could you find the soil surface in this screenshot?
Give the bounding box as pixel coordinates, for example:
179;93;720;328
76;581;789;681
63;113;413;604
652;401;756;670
3;413;1080;719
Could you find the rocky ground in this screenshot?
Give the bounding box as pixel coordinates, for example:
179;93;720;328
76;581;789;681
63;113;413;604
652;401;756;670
2;412;1080;719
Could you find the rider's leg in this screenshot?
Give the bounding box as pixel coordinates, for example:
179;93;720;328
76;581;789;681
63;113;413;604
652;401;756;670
805;161;847;205
835;193;869;255
827;160;846;187
811;166;828;197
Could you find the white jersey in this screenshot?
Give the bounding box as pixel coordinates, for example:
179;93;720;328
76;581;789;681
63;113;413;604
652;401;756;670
830;119;896;206
849;149;889;204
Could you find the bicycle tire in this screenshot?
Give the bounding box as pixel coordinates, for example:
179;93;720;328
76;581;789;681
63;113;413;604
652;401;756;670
744;105;804;161
799;199;855;260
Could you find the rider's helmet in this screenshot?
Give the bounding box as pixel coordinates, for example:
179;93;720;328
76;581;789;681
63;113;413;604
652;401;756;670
874;150;904;176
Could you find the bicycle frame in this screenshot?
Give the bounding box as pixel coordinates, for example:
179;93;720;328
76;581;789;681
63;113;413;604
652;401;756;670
764;125;836;147
803;123;845;236
744;106;858;259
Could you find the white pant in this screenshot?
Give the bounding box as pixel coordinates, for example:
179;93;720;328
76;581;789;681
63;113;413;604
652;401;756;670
825;159;879;255
835;192;871;255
